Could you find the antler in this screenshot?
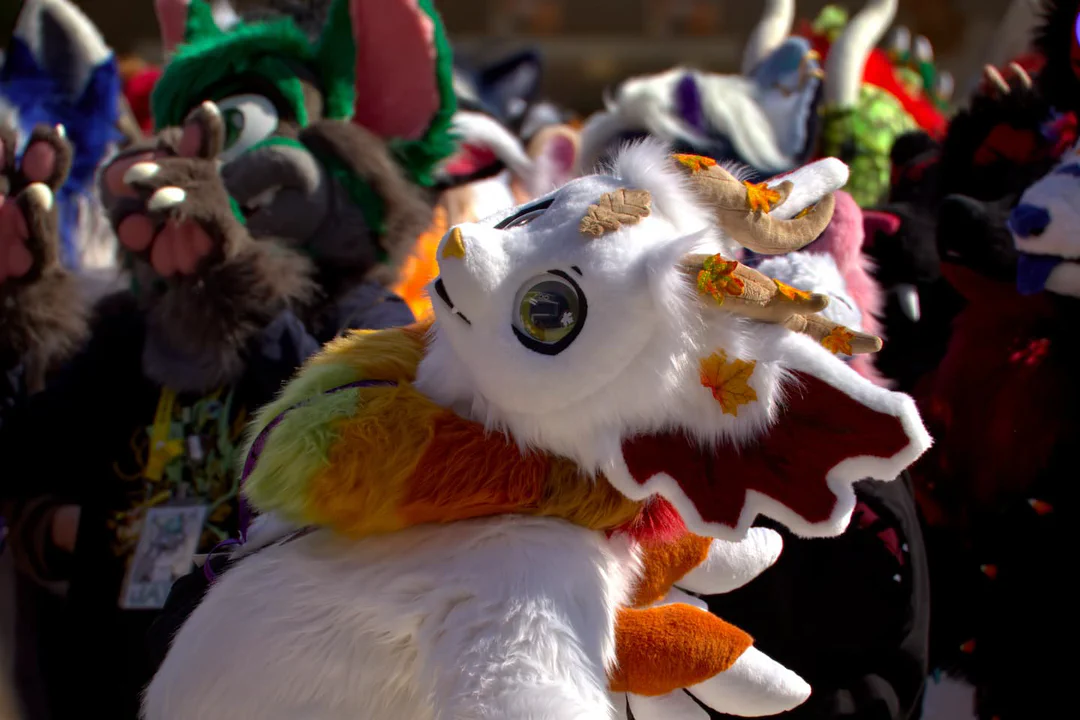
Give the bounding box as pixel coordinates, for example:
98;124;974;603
824;0;899;108
680;254;882;355
983;65;1010;95
741;0;796;75
673;156;836;255
1008;61;1033;90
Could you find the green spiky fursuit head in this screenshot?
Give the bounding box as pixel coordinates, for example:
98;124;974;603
149;0;457;188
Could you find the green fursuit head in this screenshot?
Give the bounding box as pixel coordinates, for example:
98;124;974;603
150;0;458;189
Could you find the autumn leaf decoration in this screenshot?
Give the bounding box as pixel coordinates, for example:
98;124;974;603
743;181;782;213
579;188;653;237
697;254;745;305
821;326;856;355
673;154;718;173
700;350;758;417
773;278;814;303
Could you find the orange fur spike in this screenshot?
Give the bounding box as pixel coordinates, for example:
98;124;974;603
610;605;753;696
630;533;713;608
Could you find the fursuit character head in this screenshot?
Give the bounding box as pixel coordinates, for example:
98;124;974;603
1;0;124;274
146;143;930;720
420;142;929;538
864;64;1071;390
1009;137;1080;297
137;0;453;313
805;0;948;207
579;1;823;179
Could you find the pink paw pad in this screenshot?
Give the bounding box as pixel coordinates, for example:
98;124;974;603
21;141;57;185
0;201;32;283
118;215;214;277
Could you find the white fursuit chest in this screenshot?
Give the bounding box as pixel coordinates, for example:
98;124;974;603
143;515;640;720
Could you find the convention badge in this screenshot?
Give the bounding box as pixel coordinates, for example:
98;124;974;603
119;504;208;610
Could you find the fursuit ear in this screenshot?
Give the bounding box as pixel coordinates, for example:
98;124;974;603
337;0;456;185
10;0;113;97
5;0;121;205
607;333;932;542
430;111;526;191
525;123;579;194
477;49;543;121
155;0;222;58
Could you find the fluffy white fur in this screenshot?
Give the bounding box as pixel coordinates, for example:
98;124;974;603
442;111;579;223
618;529;808;719
1010;145;1080;297
676;528;784;596
451;110;536;182
755;253;863;330
149;141;930;720
579;58;820;176
146;516;640;720
420;138;929;541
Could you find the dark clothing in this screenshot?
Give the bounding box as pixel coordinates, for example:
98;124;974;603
706;475;930;720
308;281;417;345
0;291;319;718
143;283;414;687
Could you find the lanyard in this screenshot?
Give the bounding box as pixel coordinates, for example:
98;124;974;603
144;387;182;481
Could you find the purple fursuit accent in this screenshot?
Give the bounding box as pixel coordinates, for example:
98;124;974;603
674;73;707;134
201;379;398;583
204;379;399;582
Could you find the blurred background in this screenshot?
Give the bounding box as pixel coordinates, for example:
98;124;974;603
0;0;1036;114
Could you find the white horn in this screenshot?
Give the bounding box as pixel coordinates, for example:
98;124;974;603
741;0;797;75
896;283;921;323
824;0;899;107
913;35;934;64
1009;62;1033;89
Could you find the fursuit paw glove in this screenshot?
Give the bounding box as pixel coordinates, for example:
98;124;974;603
610;531;811;719
0;122;89;392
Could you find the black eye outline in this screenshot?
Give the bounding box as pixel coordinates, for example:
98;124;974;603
495;199;554;229
512;269;588;356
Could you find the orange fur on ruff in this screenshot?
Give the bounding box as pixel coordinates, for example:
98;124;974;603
291;323;754;697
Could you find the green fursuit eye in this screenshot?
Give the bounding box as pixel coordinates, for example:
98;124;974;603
516;278;580;344
223;108;245;148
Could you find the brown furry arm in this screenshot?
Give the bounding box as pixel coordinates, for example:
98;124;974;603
298;120;435;273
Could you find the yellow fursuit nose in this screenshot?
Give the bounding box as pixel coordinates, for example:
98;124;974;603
441;227;467;261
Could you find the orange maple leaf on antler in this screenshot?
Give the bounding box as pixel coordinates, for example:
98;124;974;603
673;154;718;173
699;350;758;417
773;278;814;303
821;326;855;355
744;181;782;213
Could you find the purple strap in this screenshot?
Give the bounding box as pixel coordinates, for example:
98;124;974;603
204;379;397;583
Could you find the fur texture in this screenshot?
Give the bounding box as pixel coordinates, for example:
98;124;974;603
145;516;641;720
1009;138;1080;297
1;0;123;272
149;143;930;720
803;190;887;385
0;269;89;392
1033;0;1080;115
138;241;315;392
419;139;929;540
579;53;822;179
